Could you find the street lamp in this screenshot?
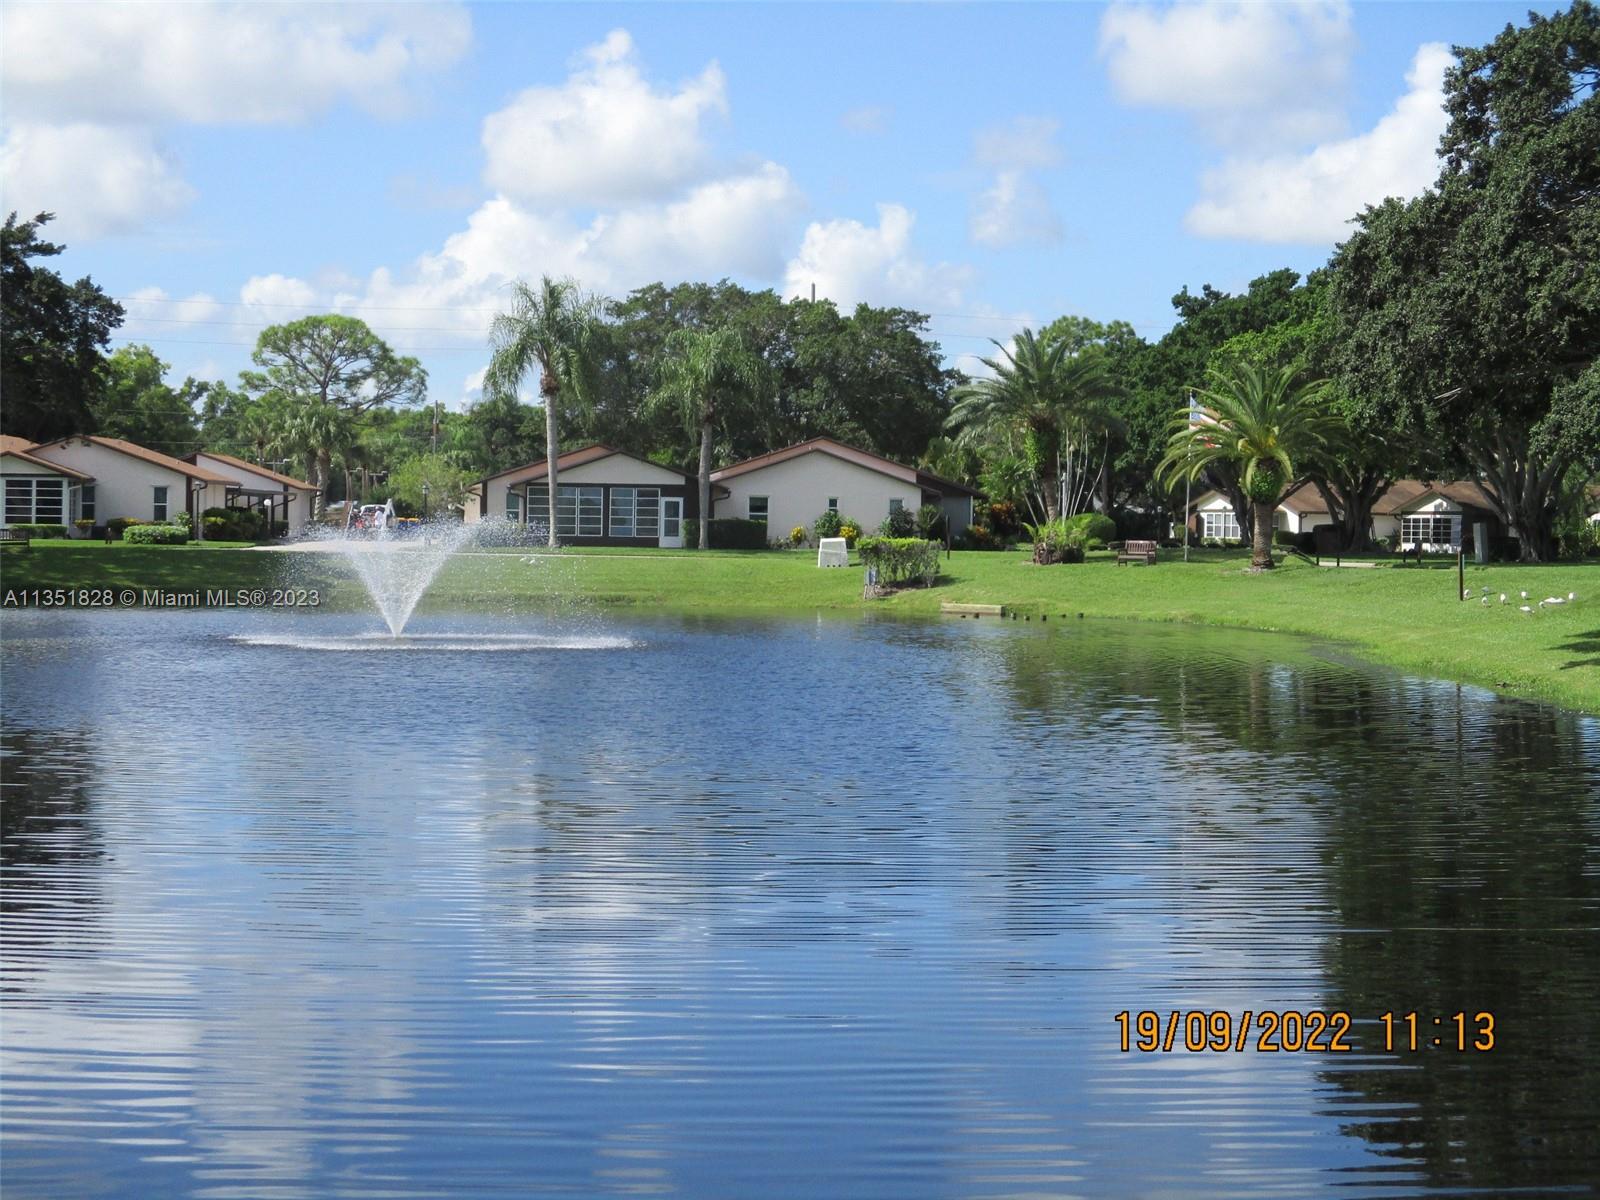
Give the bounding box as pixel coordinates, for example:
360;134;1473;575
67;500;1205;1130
422;481;431;545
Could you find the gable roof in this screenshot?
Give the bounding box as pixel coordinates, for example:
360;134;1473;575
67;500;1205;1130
1372;479;1499;515
0;435;95;481
477;444;689;488
710;437;982;497
188;450;315;491
30;435;236;484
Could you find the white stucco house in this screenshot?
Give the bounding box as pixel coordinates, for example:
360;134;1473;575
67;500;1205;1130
1187;479;1504;552
23;435;238;529
2;435;95;528
2;435;96;528
464;444;701;547
709;438;981;539
185;451;317;531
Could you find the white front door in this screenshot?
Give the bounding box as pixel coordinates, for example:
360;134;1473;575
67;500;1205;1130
660;497;684;548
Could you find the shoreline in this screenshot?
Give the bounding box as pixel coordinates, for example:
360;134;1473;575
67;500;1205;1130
3;542;1596;714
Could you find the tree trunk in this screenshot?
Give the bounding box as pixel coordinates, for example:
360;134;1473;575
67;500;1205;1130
698;419;712;550
544;382;560;548
1252;498;1275;569
314;450;332;520
1039;465;1059;523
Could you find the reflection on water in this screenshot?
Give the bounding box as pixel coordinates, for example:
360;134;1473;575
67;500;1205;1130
2;609;1597;1199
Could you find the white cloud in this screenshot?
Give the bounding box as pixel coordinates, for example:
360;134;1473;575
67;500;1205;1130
971;171;1063;249
1185;43;1450;244
968;117;1063;248
0;1;470;125
240;274;321;311
0;123;195;239
1099;1;1354;145
0;1;470;239
840;105;891;135
974;116;1063;170
784;204;972;312
481;29;727;207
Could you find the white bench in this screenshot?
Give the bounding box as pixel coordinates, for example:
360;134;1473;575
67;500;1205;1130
817;537;848;567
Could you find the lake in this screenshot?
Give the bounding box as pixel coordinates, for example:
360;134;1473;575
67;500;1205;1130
2;609;1597;1198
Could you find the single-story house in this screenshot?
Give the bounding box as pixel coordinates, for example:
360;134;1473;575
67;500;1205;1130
2;435;95;528
464;445;702;547
709;437;982;538
22;435;238;530
185;451;318;530
1187;479;1504;552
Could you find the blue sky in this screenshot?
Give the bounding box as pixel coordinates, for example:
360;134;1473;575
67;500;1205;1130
1;1;1552;410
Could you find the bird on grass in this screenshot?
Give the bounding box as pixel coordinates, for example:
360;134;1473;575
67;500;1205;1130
1480;595;1490;606
1499;593;1508;604
1519;605;1535;614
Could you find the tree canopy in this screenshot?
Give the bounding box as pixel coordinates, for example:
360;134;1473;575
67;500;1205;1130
1328;1;1600;559
1;212;125;442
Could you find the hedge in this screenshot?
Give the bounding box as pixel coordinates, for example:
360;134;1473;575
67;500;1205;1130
123;524;190;545
857;536;940;587
1064;511;1116;548
706;518;769;550
5;524;71;538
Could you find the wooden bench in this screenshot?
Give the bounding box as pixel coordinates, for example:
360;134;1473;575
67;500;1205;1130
0;528;32;552
1116;539;1157;566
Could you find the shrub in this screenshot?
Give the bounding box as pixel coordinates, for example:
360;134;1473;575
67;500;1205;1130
812;510;843;540
683;520;700;549
878;506;917;537
7;523;72;538
985;500;1023;541
107;517;143;537
1026;519;1087;564
958;524;1002;550
1063;511;1116;549
124;523;189;545
706;518;769;550
788;525;808;548
838;518;862;546
74;518;95;531
916;503;946;541
858;537;941;587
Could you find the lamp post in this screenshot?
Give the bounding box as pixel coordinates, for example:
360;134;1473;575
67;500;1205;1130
422;481;431;546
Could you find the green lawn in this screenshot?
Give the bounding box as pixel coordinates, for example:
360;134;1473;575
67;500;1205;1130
4;539;1597;712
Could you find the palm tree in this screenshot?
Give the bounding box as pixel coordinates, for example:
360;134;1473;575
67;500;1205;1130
947;329;1121;521
1158;360;1340;570
279;401;353;520
649;328;766;549
485;277;603;547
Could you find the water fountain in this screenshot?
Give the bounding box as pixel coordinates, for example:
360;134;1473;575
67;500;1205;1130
240;516;637;653
330;520;480;636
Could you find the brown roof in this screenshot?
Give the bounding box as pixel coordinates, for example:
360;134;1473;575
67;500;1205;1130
1372;479;1498;514
477;444;686;489
188;450;315;491
0;435;95;481
712;437;916;485
1278;483;1327;515
29;435;236;484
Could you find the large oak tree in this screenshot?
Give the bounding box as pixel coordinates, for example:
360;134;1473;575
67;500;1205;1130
1328;2;1600;561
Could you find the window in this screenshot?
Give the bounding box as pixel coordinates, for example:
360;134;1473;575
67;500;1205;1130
4;477;64;524
153;485;169;521
748;495;769;525
80;484;95;522
506;489;521;523
556;485;603;538
1202;510;1241;541
889;498;904;514
610;487;660;538
826;497;838;513
1401;514;1457;550
528;486;550;534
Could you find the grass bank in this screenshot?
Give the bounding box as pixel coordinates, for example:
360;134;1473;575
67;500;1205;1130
4;540;1596;713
